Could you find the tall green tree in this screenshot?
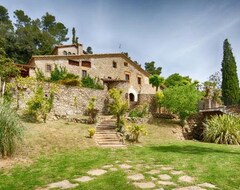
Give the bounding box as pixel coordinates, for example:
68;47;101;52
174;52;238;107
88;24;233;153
0;5;13;53
221;39;239;105
149;74;164;91
145;61;162;75
162;85;202;126
72;27;76;44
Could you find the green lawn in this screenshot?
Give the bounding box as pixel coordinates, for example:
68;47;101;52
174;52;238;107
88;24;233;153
0;120;240;189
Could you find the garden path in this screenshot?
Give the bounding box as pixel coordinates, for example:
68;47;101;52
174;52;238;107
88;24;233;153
37;159;217;190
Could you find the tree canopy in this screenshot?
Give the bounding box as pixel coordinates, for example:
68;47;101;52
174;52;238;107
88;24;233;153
145;61;162;75
0;5;69;64
149;74;164;91
164;73;194;88
162;85;202;125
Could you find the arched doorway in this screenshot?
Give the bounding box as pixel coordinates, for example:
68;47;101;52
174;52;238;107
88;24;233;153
129;93;135;102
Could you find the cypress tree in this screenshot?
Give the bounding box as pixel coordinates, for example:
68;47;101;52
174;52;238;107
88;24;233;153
72;27;76;44
221;39;239;105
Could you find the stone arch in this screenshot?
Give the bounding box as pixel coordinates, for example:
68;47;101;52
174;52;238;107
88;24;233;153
128;87;138;102
129;93;135;102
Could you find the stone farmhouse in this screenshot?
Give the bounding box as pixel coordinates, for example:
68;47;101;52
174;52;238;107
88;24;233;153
19;43;155;104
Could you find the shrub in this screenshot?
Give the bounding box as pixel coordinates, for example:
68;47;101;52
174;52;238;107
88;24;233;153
50;65;79;85
59;78;80;86
126;124;148;143
108;88;128;130
81;75;104;89
88;128;96;138
25;85;54;122
0;102;23;158
86;97;98;124
203;114;240;145
35;68;46;81
129;104;148;118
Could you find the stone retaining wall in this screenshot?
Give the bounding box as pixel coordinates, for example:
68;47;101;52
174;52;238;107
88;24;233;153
15;83;109;118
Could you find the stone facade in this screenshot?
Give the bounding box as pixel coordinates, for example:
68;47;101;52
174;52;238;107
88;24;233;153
26;44;156;104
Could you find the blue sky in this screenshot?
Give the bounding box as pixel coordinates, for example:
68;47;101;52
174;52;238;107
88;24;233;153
1;0;240;82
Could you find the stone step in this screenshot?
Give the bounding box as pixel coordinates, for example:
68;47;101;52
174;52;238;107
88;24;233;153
97;142;123;145
95;138;118;140
95;119;125;148
95;132;117;134
99;144;126;148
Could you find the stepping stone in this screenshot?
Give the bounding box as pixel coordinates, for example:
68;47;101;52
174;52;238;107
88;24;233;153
133;182;156;189
158;181;176;186
126;160;132;163
102;164;114;169
154;188;164;190
147;169;161;174
119;164;132;169
109;167;118;171
161;166;173;171
128;174;145;181
87;169;107;176
74;176;94;182
158;174;171;181
48;180;78;189
115;160;120;163
151;177;158;181
178;175;194;183
173;186;206;190
144;165;151;169
171;170;184;175
198;183;217;189
155;164;164;167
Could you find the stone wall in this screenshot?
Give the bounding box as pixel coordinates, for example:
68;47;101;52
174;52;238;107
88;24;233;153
51;85;108;117
15;83;109;118
138;94;157;113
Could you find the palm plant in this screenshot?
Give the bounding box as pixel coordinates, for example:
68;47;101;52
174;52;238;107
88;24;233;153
203;114;240;145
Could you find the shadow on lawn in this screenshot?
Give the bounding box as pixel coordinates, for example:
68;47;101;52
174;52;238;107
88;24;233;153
150;144;240;155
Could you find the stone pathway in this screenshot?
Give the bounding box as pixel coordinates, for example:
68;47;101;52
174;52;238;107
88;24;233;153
94;119;126;148
37;160;218;190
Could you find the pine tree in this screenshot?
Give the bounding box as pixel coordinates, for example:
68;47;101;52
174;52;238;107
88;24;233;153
221;39;239;105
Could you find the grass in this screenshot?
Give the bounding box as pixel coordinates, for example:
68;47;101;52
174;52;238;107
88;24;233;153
0;119;240;189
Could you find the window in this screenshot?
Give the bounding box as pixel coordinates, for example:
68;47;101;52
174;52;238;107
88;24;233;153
125;74;130;81
113;61;117;68
68;52;72;55
63;51;67;55
68;60;79;66
124;62;128;67
46;64;52;72
108;77;112;79
82;70;87;77
138;77;142;85
82;61;91;68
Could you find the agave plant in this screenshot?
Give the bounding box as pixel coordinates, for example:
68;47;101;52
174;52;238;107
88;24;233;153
203;114;240;145
0;102;23;158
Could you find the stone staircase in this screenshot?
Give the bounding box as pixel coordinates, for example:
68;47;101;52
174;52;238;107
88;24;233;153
94;119;126;148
